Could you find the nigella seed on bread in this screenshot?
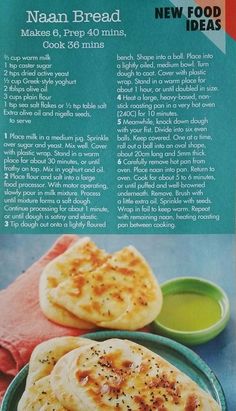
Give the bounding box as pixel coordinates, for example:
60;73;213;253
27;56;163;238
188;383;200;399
39;237;108;329
18;336;94;411
39;237;163;330
18;336;221;411
50;338;221;411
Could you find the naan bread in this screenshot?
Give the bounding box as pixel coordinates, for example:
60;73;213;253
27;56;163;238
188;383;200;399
40;237;162;330
18;336;94;411
49;245;163;330
39;237;109;329
51;338;221;411
26;336;94;388
18;376;67;411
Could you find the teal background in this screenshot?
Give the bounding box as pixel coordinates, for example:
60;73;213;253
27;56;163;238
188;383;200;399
0;0;236;234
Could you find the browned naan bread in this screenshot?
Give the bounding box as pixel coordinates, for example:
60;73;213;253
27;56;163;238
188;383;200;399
51;338;221;411
18;337;221;411
39;237;108;329
40;237;163;330
17;336;94;411
18;376;67;411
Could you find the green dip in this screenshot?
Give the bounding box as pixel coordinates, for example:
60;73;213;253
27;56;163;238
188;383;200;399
157;292;222;332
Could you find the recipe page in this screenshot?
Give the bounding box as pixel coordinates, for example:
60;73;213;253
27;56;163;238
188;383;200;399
0;0;235;410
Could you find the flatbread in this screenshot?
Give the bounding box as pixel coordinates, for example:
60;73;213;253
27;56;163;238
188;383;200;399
40;237;162;330
18;336;94;411
26;336;94;388
51;338;221;411
49;245;163;330
39;237;109;329
18;376;67;411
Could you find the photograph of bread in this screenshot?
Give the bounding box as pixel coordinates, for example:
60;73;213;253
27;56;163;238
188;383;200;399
0;233;234;409
40;237;163;330
18;336;220;411
18;336;93;411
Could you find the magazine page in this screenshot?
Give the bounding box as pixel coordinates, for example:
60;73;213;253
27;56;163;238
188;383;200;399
0;0;235;410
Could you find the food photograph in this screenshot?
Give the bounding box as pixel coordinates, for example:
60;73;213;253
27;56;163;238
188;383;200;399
0;234;235;410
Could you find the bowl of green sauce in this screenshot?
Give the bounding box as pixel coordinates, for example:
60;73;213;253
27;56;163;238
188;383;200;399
153;277;230;345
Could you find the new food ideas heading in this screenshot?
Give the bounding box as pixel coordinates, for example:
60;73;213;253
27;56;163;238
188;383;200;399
155;6;222;31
